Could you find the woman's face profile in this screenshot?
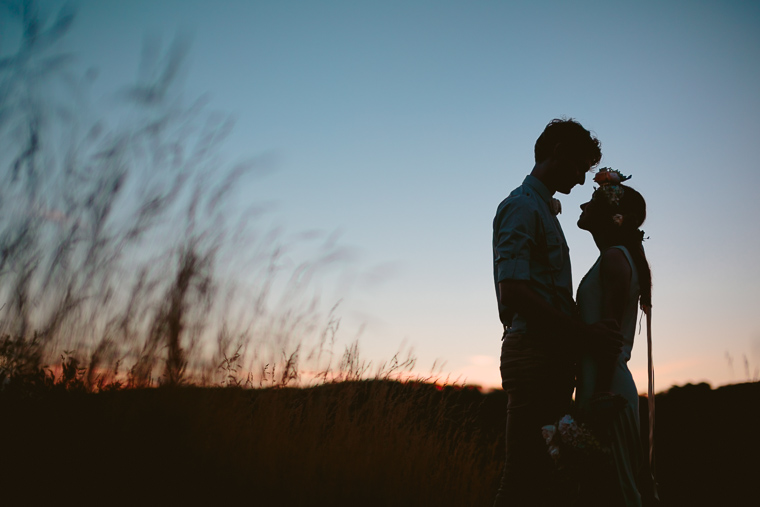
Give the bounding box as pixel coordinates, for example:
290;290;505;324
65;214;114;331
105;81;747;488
577;191;611;232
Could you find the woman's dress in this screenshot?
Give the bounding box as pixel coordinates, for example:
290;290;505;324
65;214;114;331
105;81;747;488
575;245;644;506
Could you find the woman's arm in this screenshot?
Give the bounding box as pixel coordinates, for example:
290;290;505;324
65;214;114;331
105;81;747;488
599;247;633;331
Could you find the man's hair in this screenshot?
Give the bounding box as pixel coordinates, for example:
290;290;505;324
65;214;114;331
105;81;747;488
534;118;602;167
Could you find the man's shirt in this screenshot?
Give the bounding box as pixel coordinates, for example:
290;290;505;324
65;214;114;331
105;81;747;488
492;175;575;332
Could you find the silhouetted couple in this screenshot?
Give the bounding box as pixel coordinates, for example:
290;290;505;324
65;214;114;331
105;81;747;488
492;118;657;506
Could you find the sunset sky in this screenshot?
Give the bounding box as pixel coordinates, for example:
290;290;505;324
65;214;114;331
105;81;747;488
7;0;760;392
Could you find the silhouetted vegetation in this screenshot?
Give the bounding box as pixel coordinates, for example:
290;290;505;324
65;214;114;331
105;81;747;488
0;0;353;388
653;381;760;506
2;365;758;505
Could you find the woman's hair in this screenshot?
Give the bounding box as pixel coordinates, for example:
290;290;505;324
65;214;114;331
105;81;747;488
616;184;652;308
534;118;602;168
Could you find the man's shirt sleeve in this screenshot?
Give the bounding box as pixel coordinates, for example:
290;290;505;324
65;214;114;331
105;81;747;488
494;196;537;283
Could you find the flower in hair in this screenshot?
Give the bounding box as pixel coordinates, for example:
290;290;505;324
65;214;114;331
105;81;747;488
593;167;631;206
593;168;631;186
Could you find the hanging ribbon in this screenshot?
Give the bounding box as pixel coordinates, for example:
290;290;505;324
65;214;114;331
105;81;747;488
644;305;654;467
643;304;659;499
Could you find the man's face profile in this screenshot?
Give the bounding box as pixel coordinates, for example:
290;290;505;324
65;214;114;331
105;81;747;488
554;158;589;195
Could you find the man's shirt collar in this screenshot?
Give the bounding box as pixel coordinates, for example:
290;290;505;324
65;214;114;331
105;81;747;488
522;175;554;205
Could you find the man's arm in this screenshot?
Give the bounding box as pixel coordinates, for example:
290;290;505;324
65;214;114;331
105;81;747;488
499;279;582;336
499;279;622;356
494;197;582;336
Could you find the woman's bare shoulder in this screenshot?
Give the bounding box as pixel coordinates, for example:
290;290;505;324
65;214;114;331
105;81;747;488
600;247;632;280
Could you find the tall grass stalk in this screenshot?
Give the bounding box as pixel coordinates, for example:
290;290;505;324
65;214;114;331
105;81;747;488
0;1;359;388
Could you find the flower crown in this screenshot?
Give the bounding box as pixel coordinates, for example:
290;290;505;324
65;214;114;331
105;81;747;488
593;167;631;207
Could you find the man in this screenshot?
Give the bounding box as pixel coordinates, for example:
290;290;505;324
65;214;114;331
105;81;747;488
492;118;620;506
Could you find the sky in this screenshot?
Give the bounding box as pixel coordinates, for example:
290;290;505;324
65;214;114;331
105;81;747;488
4;0;760;392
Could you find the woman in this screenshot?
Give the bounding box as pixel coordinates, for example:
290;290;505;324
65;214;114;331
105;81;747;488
574;168;655;506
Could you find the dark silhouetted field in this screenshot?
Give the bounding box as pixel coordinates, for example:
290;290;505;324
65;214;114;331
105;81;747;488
1;376;757;506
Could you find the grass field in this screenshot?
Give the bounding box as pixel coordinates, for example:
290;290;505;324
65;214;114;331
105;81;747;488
1;359;758;506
